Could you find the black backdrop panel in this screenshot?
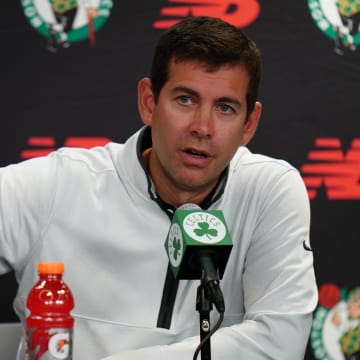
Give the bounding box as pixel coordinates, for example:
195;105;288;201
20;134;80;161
2;1;360;359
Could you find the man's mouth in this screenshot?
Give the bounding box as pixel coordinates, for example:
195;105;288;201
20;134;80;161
185;149;208;158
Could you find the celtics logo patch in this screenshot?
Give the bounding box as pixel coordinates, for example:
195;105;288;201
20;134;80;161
21;0;113;53
311;283;360;359
307;0;360;55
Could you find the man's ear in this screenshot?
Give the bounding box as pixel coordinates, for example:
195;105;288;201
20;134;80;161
241;101;262;146
138;77;155;126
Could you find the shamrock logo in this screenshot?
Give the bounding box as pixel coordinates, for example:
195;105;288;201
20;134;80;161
194;222;218;240
172;236;182;260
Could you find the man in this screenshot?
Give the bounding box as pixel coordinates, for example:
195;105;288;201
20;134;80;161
0;16;317;359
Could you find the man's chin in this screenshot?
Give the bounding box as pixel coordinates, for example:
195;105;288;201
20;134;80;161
174;175;217;194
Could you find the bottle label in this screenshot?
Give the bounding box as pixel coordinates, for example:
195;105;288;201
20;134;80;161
26;327;73;360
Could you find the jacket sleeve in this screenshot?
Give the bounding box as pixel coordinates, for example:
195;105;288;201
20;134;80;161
0;157;57;274
102;169;318;360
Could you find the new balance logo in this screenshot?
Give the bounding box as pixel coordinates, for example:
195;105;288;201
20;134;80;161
153;0;260;29
300;138;360;200
20;136;112;160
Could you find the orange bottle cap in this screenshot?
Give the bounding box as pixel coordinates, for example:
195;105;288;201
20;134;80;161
37;262;64;274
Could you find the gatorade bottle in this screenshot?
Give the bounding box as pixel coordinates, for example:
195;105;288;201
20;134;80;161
25;262;74;360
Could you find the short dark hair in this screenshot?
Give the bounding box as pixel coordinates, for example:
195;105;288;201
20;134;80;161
150;16;262;120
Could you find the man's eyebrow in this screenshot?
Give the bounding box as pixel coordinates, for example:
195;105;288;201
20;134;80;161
171;86;199;98
217;97;243;109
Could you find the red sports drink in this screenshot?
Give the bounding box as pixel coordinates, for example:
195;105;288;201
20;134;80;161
25;262;74;360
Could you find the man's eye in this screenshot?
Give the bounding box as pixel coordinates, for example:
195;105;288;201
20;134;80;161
178;96;191;105
218;104;234;114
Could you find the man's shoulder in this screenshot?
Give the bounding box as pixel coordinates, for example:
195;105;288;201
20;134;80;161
50;142;124;174
227;147;307;206
50;129;142;174
231;146;296;173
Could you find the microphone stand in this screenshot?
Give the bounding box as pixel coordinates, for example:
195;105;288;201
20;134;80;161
196;278;213;360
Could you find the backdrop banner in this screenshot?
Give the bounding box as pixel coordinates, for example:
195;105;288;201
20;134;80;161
2;1;360;359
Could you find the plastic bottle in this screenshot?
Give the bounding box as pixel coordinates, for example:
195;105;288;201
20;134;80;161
25;262;74;360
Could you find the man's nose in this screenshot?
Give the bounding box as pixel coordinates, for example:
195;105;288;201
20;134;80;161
189;107;214;138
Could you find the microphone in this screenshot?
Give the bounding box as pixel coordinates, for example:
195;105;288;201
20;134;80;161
164;204;233;312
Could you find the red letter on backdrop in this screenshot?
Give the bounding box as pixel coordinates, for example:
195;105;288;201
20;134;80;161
153;0;260;29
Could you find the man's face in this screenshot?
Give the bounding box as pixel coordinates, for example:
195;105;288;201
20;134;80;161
138;59;261;204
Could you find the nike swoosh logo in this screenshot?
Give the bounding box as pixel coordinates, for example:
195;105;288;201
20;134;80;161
303;240;312;251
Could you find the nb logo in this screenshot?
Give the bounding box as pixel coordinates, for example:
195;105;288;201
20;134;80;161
300;138;360;200
153;0;260;29
20;136;112;160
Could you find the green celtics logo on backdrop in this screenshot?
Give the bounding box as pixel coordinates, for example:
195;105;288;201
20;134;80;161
21;0;113;52
308;0;360;55
311;283;360;359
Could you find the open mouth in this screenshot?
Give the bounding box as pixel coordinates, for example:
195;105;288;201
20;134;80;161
185;149;208;158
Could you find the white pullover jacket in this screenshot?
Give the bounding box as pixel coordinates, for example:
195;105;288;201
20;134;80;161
0;127;318;359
